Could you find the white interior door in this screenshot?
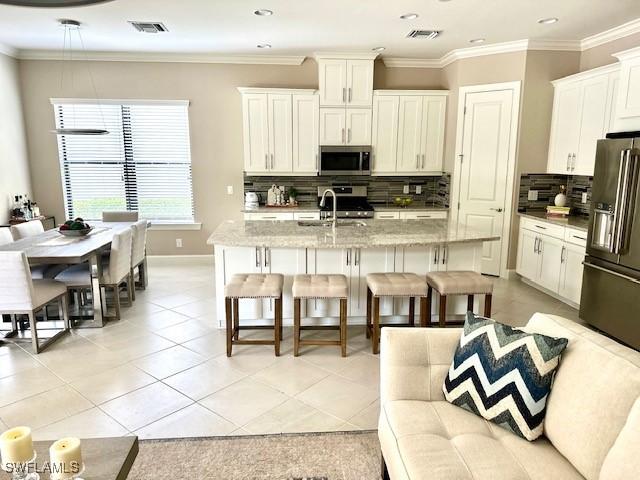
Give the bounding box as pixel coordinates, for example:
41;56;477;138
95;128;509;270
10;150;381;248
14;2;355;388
457;89;515;276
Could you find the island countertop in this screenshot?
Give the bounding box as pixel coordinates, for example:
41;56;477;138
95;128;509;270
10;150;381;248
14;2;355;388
207;219;499;249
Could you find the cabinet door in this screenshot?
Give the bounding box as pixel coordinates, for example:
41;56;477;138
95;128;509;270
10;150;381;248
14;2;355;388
346;59;374;107
306;248;350;318
319;108;346;145
264;247;306;319
372;95;399;174
547;83;581;174
220;246;263;320
319;59;347;107
616;55;640;118
442;243;484;315
606;72;620;134
559;243;585;305
351;248;395;318
517;229;540;281
242;94;270;174
292;94;319;174
575;75;609;176
394;246;438;316
396;96;424;173
420;96;446;172
538;235;563;293
346;108;372;145
267;94;293;173
399;211;448;220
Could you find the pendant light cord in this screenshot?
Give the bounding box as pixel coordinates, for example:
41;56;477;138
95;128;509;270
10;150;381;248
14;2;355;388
76;26;108;132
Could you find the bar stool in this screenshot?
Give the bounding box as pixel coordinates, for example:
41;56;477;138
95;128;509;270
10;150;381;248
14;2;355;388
425;270;493;327
224;273;284;357
292;274;348;357
366;273;428;354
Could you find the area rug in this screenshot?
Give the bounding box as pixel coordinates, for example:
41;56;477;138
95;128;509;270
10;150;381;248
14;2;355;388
128;431;380;480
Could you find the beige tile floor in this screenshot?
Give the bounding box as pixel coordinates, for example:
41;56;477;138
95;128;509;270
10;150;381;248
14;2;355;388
0;257;582;441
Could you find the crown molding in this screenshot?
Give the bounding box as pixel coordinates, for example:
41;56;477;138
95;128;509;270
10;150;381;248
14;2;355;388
0;42;17;58
612;45;640;61
581;18;640;51
313;52;379;61
439;39;530;67
17;49;307;65
381;57;441;68
528;39;582;52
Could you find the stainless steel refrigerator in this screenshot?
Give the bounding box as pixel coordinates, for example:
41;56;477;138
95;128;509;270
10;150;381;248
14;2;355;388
581;132;640;350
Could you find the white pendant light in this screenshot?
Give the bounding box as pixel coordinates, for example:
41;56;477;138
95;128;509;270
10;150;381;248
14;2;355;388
51;19;109;136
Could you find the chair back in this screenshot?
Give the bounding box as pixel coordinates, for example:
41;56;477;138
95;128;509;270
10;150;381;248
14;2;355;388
10;220;44;240
102;211;139;222
0;228;13;246
131;220;148;267
108;228;133;283
0;251;35;312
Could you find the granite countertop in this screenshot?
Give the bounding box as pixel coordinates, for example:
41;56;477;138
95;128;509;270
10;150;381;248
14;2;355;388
208;219;499;248
518;211;590;232
373;205;449;212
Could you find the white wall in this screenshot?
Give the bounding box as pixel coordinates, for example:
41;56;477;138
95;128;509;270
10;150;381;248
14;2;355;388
0;52;31;224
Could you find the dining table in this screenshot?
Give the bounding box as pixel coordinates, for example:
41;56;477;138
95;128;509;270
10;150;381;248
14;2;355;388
0;221;138;342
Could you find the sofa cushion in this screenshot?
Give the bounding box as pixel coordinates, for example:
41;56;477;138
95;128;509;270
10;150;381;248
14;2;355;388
443;313;568;441
523;314;640;480
379;399;583;480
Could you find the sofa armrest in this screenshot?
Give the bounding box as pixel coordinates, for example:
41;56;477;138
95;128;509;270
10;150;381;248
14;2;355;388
380;327;462;403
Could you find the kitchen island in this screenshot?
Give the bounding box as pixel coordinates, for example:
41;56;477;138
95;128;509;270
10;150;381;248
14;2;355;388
208;219;499;326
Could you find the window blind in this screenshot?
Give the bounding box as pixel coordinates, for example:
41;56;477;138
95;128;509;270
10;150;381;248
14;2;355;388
53;101;194;222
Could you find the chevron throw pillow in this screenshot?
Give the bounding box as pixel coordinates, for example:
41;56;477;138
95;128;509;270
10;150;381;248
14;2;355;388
443;312;569;441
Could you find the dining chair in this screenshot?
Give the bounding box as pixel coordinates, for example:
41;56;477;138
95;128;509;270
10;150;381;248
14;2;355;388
102;211;139;222
55;228;134;321
0;251;69;354
0;228;13;246
10;220;44;240
130;220;149;300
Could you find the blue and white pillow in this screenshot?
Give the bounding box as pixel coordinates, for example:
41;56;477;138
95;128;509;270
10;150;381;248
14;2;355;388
443;312;568;441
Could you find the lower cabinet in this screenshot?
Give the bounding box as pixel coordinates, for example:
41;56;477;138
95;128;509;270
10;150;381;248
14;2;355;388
516;218;586;306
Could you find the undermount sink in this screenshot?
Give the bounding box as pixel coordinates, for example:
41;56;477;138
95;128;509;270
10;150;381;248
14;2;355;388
297;220;368;228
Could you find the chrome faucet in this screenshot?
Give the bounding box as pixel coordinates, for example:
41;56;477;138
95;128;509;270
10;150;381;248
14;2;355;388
320;188;337;230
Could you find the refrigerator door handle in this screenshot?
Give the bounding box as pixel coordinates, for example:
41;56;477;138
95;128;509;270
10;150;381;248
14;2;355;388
612;149;638;254
583;261;640;286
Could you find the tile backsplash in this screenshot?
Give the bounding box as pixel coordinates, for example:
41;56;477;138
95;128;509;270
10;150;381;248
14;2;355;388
244;174;450;208
518;173;592;216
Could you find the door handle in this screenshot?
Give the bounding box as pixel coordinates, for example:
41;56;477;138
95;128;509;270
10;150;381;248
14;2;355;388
416;154;420;169
583;261;640;286
566;153;571;171
265;154;268;169
355;248;360;266
560;246;566;263
342;88;346;103
571;153;576;171
421;154;425;169
342;128;345;144
433;246;439;265
534;237;539;254
255;247;261;268
348;128;351;143
538;238;543;255
442;246;448;265
271;154;274;169
349;88;352;103
490;208;503;212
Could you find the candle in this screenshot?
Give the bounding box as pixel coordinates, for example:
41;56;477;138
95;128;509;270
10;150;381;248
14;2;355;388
49;437;82;479
0;427;34;468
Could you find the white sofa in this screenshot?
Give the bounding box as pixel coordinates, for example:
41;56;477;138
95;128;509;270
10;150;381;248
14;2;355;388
378;313;640;480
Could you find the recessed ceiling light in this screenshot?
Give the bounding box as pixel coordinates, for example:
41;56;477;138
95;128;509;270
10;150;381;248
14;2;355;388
537;17;559;25
400;13;419;20
372;46;386;52
469;38;485;44
254;9;273;16
257;43;272;49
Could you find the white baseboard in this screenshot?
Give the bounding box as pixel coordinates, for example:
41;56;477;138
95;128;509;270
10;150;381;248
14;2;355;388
520;277;579;309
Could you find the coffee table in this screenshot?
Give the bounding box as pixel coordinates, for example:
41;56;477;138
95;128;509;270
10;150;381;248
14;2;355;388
0;436;138;480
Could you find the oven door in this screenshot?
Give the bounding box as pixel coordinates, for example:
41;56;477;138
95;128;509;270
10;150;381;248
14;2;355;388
319;146;370;175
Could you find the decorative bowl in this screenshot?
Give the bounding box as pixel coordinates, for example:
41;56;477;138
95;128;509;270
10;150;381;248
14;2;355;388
59;227;93;237
393;197;414;208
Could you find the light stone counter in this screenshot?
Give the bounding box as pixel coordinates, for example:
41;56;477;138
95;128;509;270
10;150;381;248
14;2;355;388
518;211;590;232
207;219;499;249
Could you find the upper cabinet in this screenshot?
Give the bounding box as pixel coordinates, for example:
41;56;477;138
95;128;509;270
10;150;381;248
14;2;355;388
547;65;619;176
612;47;640;132
317;56;375;108
372;90;448;176
239;88;318;176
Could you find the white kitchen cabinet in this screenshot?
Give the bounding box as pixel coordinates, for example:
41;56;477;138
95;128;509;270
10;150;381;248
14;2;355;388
399;211;448;220
517;228;540;281
239;88;317;176
374;211;400;220
397;96;424;173
306;248;350;318
244;212;294;221
346;108;372;145
350;248;395;317
292;94;319;174
292;211;320;221
559;243;586;305
263;247;306;320
614;47;640;118
371;95;399;174
537;236;564;293
317;57;375;108
547;65;619;175
420;96;447;172
319;108;346;145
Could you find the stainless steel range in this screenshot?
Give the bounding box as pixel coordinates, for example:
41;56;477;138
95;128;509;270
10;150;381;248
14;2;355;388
317;185;374;219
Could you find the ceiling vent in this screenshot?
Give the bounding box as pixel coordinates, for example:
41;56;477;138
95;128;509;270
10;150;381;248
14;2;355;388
129;21;169;34
406;30;442;40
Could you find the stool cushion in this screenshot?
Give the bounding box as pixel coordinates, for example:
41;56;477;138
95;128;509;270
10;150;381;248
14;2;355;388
366;273;427;297
426;270;493;295
225;273;284;298
292;274;348;299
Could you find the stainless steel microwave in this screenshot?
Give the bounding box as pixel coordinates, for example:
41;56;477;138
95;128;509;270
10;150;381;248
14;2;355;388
319;146;371;176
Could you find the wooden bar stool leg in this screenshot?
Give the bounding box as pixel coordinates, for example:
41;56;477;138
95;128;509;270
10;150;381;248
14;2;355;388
408;297;415;326
294;298;301;357
439;294;447;328
340;298;347;357
225;297;233;357
372;296;380;355
484;293;492;317
233;298;239;340
366;287;372;339
274;295;282;357
426;286;433;327
420;296;428;327
467;295;474;313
